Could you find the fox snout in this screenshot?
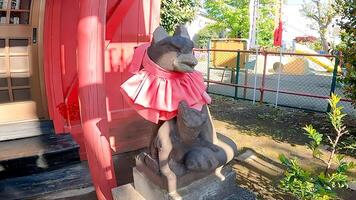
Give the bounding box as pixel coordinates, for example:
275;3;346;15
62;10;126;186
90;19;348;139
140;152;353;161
173;54;198;73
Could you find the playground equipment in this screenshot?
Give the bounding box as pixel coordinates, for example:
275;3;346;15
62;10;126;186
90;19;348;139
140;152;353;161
295;44;334;72
208;40;334;78
211;39;248;69
208;39;248;83
274;56;329;75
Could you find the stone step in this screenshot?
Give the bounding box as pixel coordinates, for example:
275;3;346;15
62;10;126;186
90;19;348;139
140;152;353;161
0;133;80;180
0;162;93;200
0;120;54;141
112;167;256;200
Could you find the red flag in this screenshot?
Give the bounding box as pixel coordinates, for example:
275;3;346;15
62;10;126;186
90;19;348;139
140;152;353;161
273;20;283;47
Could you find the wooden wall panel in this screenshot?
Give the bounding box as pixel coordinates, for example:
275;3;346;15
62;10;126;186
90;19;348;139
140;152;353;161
107;0;121;19
43;0;65;133
59;0;79;93
105;0;160;153
44;0;161;155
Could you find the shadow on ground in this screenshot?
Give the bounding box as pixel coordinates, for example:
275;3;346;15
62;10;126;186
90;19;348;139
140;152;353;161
210;95;356;152
231;148;295;200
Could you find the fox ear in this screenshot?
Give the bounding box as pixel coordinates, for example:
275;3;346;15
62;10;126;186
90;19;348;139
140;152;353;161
173;25;190;39
152;26;169;43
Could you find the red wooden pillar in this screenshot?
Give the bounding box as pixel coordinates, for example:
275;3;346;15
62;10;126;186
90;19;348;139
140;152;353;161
77;0;117;199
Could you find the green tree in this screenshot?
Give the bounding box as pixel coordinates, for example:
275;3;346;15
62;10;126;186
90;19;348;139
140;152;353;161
300;0;338;52
160;0;200;33
334;0;356;107
203;0;277;47
195;24;220;48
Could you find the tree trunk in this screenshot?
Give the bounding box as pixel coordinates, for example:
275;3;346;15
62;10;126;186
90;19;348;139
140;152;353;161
315;0;330;53
320;31;329;53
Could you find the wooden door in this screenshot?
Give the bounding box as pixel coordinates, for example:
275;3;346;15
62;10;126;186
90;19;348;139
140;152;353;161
0;0;46;123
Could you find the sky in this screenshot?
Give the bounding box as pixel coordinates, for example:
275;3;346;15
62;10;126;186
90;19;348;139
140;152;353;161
283;0;320;42
285;0;305;5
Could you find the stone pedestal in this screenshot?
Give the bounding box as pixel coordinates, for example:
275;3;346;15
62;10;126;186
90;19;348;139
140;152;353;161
112;167;255;200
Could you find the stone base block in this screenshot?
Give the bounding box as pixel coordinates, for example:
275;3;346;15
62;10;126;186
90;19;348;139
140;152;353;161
112;167;255;200
112;183;145;200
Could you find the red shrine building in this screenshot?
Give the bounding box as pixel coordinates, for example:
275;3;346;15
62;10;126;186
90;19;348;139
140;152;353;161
0;0;160;199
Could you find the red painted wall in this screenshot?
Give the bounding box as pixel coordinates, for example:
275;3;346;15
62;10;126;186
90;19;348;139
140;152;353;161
44;0;160;158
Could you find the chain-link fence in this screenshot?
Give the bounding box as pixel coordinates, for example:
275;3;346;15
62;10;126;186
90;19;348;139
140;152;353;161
193;49;356;117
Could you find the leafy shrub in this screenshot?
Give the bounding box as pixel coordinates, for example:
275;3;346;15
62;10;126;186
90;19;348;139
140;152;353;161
279;94;355;200
334;0;356;107
341;65;356;107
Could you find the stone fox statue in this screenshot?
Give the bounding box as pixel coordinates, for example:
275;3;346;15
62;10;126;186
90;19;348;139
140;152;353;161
120;25;237;192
